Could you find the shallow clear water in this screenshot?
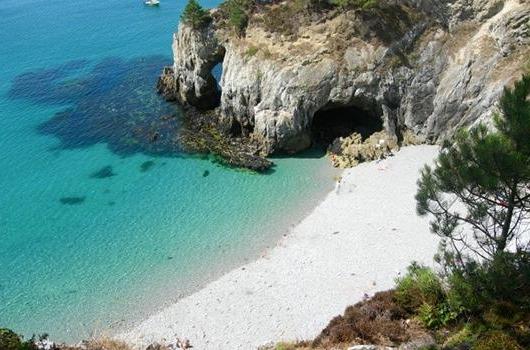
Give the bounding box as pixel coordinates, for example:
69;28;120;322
0;0;336;342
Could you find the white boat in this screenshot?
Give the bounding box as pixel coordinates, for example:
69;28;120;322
144;0;160;6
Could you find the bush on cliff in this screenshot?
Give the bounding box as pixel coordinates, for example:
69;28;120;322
394;263;460;329
218;0;253;36
312;290;414;348
0;329;36;350
181;0;211;29
330;0;378;10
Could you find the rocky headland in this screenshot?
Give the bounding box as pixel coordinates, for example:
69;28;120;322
159;0;529;168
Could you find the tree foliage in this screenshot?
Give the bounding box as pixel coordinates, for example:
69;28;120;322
0;329;36;350
416;74;530;263
219;0;253;36
181;0;211;29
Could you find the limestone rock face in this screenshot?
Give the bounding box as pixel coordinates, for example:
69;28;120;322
166;0;530;155
171;23;225;110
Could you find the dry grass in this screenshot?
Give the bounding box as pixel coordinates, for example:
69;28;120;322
312;290;415;348
82;338;132;350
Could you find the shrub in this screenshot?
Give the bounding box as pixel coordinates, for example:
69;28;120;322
330;0;378;10
312;290;411;347
417;302;459;329
473;331;523;350
181;0;211;29
0;329;23;350
443;324;477;349
245;46;259;57
0;329;36;350
394;263;445;313
219;0;253;36
447;252;530;324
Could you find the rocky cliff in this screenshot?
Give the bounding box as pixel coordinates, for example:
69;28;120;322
162;0;529;155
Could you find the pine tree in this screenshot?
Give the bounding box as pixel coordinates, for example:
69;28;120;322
416;74;530;264
181;0;211;29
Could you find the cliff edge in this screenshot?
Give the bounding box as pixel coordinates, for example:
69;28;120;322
161;0;529;155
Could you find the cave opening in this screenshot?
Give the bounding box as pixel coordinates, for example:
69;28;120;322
211;62;223;91
311;104;383;148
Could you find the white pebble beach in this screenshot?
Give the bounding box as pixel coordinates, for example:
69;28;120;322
120;145;441;349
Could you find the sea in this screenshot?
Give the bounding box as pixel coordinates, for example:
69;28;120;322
0;0;337;342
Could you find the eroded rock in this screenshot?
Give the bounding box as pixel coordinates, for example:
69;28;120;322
328;131;399;168
158;0;530;156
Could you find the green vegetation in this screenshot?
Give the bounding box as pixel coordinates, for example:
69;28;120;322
181;0;211;29
330;0;378;10
244;45;259;57
416;74;530;263
216;0;383;38
474;331;523;350
395;264;458;329
218;0;253;36
0;329;35;350
398;73;530;348
267;74;530;350
393;252;530;348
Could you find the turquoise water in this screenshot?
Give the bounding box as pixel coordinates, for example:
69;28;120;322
0;0;336;342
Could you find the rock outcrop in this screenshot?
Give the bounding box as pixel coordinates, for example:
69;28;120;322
328;131;399;168
163;0;530;155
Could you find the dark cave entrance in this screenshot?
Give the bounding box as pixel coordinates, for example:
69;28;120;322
311;104;383;148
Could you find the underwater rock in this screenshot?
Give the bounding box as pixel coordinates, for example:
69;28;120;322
202;170;210;177
11;56;181;158
59;196;86;205
140;160;156;172
90;166;116;179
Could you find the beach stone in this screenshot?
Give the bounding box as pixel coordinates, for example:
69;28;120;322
398;334;437;350
348;345;395;350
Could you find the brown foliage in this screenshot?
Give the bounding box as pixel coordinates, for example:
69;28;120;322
312;290;412;348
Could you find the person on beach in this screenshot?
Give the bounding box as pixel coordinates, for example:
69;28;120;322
335;177;342;194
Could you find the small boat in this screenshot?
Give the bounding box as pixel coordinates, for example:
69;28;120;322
144;0;160;6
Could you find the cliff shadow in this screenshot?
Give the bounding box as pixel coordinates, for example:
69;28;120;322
8;55;187;158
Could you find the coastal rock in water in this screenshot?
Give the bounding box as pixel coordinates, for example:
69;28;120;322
160;0;530;155
177;107;273;172
156;66;178;101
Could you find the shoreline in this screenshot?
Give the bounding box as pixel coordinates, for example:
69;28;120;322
104;151;339;340
119;145;441;349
